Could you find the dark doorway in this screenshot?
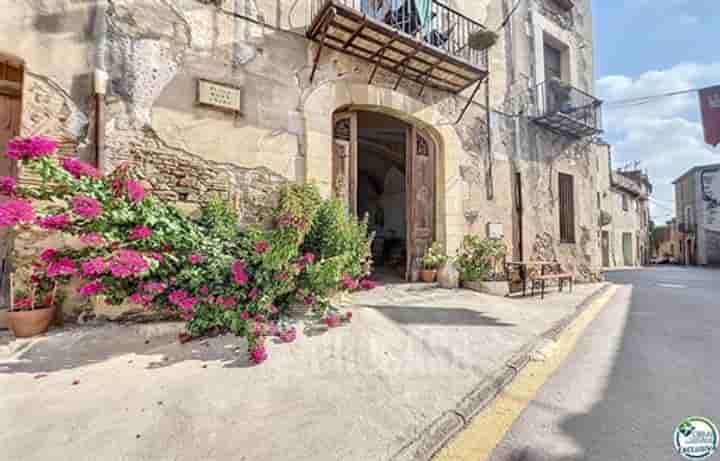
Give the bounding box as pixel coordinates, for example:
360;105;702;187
356;112;408;281
601;230;610;268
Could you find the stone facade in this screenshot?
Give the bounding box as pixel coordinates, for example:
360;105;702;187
0;0;649;311
674;163;720;266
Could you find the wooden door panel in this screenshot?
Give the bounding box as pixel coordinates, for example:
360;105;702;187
332;112;357;214
407;127;435;280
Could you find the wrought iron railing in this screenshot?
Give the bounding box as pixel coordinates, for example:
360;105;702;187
529;78;602;132
309;0;488;69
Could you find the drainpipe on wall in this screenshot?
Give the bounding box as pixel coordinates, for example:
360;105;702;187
92;4;108;170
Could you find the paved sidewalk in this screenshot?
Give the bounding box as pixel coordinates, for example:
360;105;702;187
0;283;607;461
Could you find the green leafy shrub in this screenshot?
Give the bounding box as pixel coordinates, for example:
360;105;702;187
422;242;447;270
456;236;507;282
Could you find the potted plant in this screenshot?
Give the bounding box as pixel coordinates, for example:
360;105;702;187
420;242;446;283
456;236;507;295
8;279;58;338
468;29;499;51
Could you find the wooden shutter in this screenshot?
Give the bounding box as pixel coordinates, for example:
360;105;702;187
559;173;575;243
407;127;435;280
332;112;357;214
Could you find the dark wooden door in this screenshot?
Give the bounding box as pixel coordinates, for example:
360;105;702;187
332;112;357;214
406;126;435;281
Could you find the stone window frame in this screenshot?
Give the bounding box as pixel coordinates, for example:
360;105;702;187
531;4;579;89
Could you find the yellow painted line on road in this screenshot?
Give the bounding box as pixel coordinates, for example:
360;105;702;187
434;285;619;461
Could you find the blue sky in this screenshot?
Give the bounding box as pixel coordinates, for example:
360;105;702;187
592;0;720;222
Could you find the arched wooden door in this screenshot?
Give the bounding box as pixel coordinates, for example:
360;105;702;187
406;126;435;281
332;112;357;214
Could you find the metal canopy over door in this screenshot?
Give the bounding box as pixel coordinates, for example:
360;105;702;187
332;112;358;214
406;126;435;281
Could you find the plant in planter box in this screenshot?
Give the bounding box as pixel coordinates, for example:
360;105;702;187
455;235;506;284
420;242;447;283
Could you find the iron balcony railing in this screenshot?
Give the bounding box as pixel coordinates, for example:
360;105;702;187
308;0;488;69
529;78;603;138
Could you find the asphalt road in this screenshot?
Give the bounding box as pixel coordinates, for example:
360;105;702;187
488;266;720;461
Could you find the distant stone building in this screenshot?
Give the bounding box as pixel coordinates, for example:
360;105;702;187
595;144;652;268
653;219;681;262
673;163;720;266
2;0;635;309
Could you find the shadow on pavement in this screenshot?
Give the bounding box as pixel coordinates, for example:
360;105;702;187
366;305;516;327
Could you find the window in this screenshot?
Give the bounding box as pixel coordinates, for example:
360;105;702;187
559;173;575;243
597;191;601;209
544;43;563;81
622;193;629;211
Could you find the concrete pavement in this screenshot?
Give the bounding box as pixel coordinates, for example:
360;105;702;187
1;282;606;461
485;266;720;460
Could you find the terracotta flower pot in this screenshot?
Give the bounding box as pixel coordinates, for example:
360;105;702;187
420;269;437;283
8;306;56;338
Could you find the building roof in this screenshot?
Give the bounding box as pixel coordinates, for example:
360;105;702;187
672;163;720;185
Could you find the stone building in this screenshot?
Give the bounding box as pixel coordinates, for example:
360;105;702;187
653;218;681;263
1;0;614;295
673;163;720;266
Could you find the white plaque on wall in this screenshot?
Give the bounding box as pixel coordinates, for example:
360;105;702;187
197;79;242;113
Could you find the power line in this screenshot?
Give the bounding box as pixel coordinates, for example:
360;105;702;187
603;87;704;109
496;0;523;32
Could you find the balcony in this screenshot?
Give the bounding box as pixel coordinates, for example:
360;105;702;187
529;78;603;138
307;0;489;94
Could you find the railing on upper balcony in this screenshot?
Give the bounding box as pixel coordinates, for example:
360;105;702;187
308;0;488;70
529;78;603;137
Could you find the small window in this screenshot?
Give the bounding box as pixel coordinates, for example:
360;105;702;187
597;192;601;209
622;194;629;211
544;43;563;81
559;173;575;243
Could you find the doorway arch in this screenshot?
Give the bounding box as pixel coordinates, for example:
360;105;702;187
330;108;439;281
303;82;469;269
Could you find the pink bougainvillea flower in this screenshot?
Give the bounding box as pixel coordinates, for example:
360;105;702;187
0;176;16;196
240;311;251;321
279;327;296;343
61;157;102;179
129;225;152;240
109;249;149;278
72;196;103;220
255;314;266;323
359;278;377;290
37;213;71;230
188;253;204;265
47;257;78;278
303;295;316;306
0;199;35;227
178;296;198;311
149;252;164;263
324;314;342;328
81;257;108;277
6;136;57;160
78;280;104;297
39;248;58;262
248;287;259;301
342;273;359;291
142;281;166;293
128;292;144;304
345;311;353;322
249;344;268;365
79;233;105;246
221;297;237;309
168;289;197;311
303;252;316;265
198;285;209;295
231;260;249;285
125;180;146;203
254;241;270;254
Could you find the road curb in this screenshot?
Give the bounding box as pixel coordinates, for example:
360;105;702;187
390;283;615;461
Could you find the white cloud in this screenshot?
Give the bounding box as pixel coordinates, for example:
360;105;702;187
596;62;720;222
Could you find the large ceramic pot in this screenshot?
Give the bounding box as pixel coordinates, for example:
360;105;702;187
8;306;56;338
419;269;437;283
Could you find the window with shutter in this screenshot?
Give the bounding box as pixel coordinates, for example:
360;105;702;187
559;173;575;243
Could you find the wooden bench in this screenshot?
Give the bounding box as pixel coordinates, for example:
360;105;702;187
530;269;573;299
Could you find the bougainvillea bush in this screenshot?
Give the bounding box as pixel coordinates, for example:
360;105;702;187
0;136;374;364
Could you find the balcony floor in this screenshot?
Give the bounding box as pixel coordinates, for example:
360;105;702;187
532;111;602;138
307;0;488;93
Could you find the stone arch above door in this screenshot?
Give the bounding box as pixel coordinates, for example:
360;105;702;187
303;81;467;254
